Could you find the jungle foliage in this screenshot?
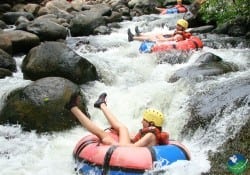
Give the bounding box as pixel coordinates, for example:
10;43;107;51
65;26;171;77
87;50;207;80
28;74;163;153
200;0;250;24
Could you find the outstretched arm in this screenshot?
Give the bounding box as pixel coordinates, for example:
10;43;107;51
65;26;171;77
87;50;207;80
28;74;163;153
133;133;157;147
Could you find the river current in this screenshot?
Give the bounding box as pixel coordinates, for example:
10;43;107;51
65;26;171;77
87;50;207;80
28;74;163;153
0;13;249;175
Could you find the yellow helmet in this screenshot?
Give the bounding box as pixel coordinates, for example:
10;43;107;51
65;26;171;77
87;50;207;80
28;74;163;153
177;0;182;2
143;108;164;127
177;19;188;29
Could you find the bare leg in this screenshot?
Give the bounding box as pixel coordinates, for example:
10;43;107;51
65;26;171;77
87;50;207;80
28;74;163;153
71;107;117;145
100;104;131;145
94;93;131;145
67;95;116;145
132;35;158;42
128;28;157;42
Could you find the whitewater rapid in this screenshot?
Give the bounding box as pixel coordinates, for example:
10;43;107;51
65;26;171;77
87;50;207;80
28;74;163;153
1;14;249;175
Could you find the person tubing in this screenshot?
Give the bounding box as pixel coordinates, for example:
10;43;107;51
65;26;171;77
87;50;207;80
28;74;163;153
177;19;188;29
132;109;169;145
175;0;187;13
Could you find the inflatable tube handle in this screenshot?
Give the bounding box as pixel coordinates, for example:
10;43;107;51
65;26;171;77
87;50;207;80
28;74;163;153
102;145;118;175
74;139;99;160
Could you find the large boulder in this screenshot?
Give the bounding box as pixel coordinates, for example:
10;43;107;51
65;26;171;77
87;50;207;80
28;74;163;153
181;75;250;137
0;20;7;29
127;0;158;16
0;77;88;133
207;117;250;174
26;18;68;41
0;48;16;72
40;0;74;21
168;52;239;83
0;68;13;78
0;30;40;55
2;12;34;25
69;4;111;36
213;16;250;37
21;41;98;84
0;35;13;55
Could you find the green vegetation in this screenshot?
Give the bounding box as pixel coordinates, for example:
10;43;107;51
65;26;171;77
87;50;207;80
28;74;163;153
200;0;250;24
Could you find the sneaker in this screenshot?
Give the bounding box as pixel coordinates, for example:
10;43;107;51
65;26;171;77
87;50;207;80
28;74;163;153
135;26;141;36
94;92;107;108
127;28;134;42
65;93;80;110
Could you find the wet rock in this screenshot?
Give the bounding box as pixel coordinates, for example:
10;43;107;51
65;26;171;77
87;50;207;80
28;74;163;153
0;30;40;55
0;77;88;133
207;117;250;175
128;0;158;15
2;12;34;25
94;25;111;35
0;3;11;14
15;16;30;30
0;48;16;72
157;51;192;65
0;33;12;55
21;41;98;84
181;75;250;137
68;4;111;37
23;3;41;16
189;25;215;33
201;34;250;49
104;11;123;23
0;68;13;78
168;52;239;83
0;20;7;29
42;1;74;21
213;16;250;37
26;18;68;41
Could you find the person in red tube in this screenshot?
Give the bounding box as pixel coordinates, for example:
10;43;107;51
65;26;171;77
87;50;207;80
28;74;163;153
66;92;169;146
128;19;191;43
155;0;188;14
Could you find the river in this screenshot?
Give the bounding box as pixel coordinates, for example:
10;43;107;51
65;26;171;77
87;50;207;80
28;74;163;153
0;13;249;175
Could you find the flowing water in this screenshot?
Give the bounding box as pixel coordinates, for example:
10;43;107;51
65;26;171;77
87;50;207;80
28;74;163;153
0;14;249;175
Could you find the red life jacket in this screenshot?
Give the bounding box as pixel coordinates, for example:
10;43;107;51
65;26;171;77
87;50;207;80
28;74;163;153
174;4;188;13
173;31;192;40
132;126;169;145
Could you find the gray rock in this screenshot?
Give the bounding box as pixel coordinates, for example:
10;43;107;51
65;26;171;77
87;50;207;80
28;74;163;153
0;30;40;55
21;41;98;84
0;48;16;72
2;12;34;25
181;75;250;137
26;18;68;41
0;77;88;133
168;52;239;83
0;68;12;78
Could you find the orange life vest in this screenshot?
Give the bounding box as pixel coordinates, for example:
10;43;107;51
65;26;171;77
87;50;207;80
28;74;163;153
174;4;188;13
173;31;192;40
151;36;203;52
132;126;169;145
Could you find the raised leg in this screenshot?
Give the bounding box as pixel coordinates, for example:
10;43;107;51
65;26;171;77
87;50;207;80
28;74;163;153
67;94;116;145
94;93;131;145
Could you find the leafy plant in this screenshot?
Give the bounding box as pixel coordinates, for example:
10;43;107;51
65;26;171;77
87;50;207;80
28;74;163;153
199;0;250;24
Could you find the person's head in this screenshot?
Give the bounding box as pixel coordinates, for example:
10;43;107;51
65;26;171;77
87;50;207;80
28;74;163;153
176;19;188;31
177;0;182;4
142;108;164;129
